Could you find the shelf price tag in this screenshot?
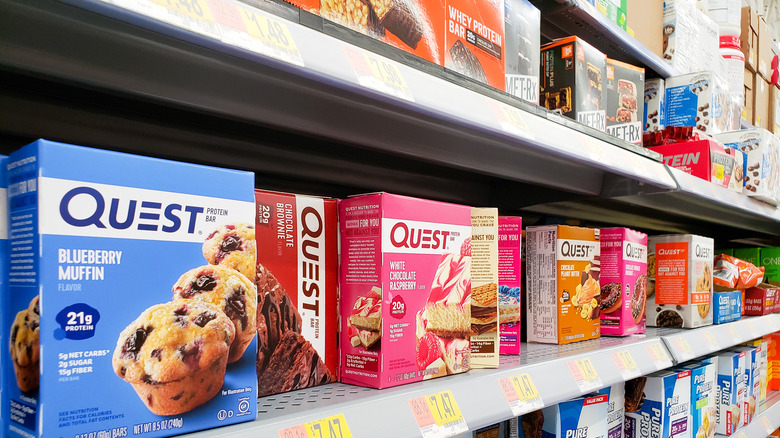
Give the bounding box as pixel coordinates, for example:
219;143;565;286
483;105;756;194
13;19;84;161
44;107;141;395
761;416;773;433
746;320;760;338
278;414;353;438
494;103;535;140
344;48;414;102
646;343;673;369
702;331;718;349
209;0;304;66
578;135;610;165
611;350;641;380
149;0;222;38
672;337;695;361
737;433;747;438
409;391;468;438
726;325;740;343
499;374;544;416
567;358;602;392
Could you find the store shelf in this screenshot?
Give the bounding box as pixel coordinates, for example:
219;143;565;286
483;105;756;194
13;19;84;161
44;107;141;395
531;0;677;79
717;391;780;438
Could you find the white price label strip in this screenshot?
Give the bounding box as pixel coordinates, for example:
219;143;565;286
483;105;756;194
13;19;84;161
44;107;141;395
567;358;602;393
646;343;673;369
611;350;641;380
499;374;544;416
672;337;695;361
409;391;468;438
344;47;414;102
209;0;304;66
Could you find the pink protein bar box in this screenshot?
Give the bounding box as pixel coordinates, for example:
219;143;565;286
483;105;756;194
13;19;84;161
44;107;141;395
498;217;522;354
339;193;472;389
599;228;648;336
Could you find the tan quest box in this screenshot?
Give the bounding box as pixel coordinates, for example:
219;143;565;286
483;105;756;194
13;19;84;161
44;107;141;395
470;208;499;368
526;225;601;344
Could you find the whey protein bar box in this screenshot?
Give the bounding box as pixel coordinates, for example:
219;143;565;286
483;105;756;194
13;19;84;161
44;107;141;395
526;225;601;345
606;59;645;145
470;208;498;368
540;37;608;131
504;0;540;103
675;360;718;438
541;393;608;438
498;217;521;355
715;350;748;435
254;190;338;396
714;129;780;204
647;234;714;328
644;78;666;133
623;370;691;438
444;0;505;90
599;228;647;336
3;140;257;438
597;384;624;438
339;192;472;389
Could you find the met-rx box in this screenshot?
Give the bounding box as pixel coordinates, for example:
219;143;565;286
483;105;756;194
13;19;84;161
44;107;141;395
716;350;748;435
3;140;257;438
541;393;608;438
598;384;624;438
624;369;691;438
504;0;540;103
339;193;472;389
254;190;338;396
498;217;522;355
606;59;645;145
540;37;608;131
645;78;666;133
676;360;717;438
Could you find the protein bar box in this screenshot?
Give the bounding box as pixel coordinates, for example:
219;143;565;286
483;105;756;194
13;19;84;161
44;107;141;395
3;139;257;438
732;346;760;424
647;234;714;328
444;0;505;90
623;370;691;438
644;78;666;133
540;37;608;131
744;283;780;315
762;247;780;283
526;225;601;344
666;71;729;136
597;384;624;438
606;59;645;145
715;350;748;435
541;393;608;438
504;0;540;103
0;156;7;434
470;208;498;368
599;228;647;336
254;190;338;396
675;360;718;438
339;192;472;389
713;290;742;324
498;216;521;355
648;140;738;189
714;129;780;204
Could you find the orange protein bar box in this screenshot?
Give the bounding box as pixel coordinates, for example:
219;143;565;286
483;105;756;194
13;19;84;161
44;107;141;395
443;0;505;90
526;225;601;344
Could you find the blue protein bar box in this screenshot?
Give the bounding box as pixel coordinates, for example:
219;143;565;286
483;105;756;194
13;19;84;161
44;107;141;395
3;140;257;438
0;155;8;435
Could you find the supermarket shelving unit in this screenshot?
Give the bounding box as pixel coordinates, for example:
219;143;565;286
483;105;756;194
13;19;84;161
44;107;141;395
3;0;780;437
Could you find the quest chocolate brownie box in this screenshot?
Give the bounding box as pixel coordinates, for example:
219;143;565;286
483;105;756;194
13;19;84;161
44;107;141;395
254;190;339;396
504;0;539;103
606;59;644;145
541;37;607;131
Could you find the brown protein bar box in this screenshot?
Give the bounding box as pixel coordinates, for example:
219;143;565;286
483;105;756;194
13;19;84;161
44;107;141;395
254;190;339;396
287;0;445;64
606;58;645;145
540;36;608;132
444;0;505;90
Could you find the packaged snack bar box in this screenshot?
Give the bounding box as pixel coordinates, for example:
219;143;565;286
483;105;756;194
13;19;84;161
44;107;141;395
599;228;647;336
339;192;472;389
732;346;759;424
540;37;608;131
470;208;498;368
647;234;714;328
498;217;521;355
254;190;338;396
648;140;738;189
606;59;645;145
541;393;608;438
662;0;698;73
666;71;730;136
733;248;761;266
675;360;717;438
623;370;691;438
597;384;624;438
0;156;7;432
526;225;601;344
644;78;666;133
3;140;257;438
744;283;780;315
444;0;505;90
762;247;780;283
504;0;540;103
712;290;742;324
714;129;780;204
745;339;768;406
715;350;748;435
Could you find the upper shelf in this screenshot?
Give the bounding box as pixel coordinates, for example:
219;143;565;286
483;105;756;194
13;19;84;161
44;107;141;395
532;0;678;79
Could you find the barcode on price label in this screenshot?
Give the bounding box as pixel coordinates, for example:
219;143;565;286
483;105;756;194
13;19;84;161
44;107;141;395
611;350;641;379
409;391;468;438
567;358;602;392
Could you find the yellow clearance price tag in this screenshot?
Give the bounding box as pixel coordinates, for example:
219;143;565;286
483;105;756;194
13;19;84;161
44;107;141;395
344;47;414;102
726;325;740;342
673;337;694;360
702;331;718;348
761;416;773;433
237;7;303;65
611;350;641;379
496;104;535;140
499;374;544;416
567;358;602;392
409;391;468;438
278;415;352;438
645;343;673;369
150;0;221;38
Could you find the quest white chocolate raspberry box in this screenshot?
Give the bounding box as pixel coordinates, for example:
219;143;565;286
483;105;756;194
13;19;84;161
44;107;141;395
647;234;714;329
3;140;257;438
599;228;647;336
498;216;521;355
470;208;498;368
526;225;601;345
254;190;338;396
339;192;471;389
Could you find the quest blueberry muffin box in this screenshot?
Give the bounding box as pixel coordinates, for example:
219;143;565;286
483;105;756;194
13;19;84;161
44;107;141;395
2;140;257;438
